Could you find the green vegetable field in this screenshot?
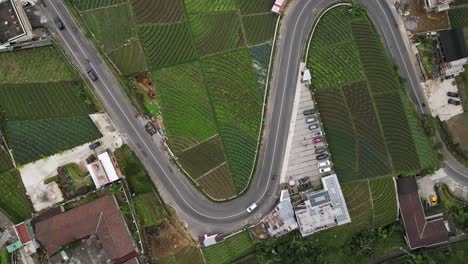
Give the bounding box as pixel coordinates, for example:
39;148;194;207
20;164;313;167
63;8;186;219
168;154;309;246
448;6;468;29
0;169;32;223
71;0;278;199
307;6;438;182
203;231;255;264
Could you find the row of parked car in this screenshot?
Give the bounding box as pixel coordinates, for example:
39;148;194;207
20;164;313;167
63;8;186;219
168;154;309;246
447;91;461;106
303;109;332;174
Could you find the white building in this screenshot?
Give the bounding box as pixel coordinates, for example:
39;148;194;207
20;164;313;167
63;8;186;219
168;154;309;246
87;152;122;189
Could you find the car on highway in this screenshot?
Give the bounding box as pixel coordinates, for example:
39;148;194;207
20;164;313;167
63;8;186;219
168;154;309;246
308;124;319;130
312;131;323;137
317;160;331;168
87;69;98;81
303;109;316;116
306;117;316;123
313;136;322;143
315;147;326;154
319;167;332;174
448;99;461;105
447;92;459;98
54;17;64;30
246;202;257;213
316;154;328;160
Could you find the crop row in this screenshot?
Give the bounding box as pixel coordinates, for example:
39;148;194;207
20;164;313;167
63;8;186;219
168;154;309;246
203;231;254;264
374;93;420;173
0;46;79;84
249;43;272;97
190;12;245;56
201;48;262;192
0;82;93;120
107;40;147;76
351;19;400;94
341;180;372;231
310;6;355;50
140;22;195;69
357;142;392;179
152;62;218;154
177;135;227;178
75;0;124;11
131;0;184;24
6;116;101;164
185;0;237;15
0;148;12;174
308;40;365;91
236;0;275;15
400;93;439;169
0;169;32;223
82;3;136;52
197;163;236;199
315;88;354;134
448;7;468;29
369;176;398;227
324;125;358;182
242;13;276;45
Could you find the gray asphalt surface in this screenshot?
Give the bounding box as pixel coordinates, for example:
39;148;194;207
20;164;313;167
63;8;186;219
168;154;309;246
40;0;468;235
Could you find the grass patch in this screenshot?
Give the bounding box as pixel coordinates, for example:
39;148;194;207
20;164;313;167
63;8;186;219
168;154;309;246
158;246;204;264
0;249;7;264
0;169;32;223
185;0;237;14
236;0;275;15
0;46;79;84
6;116;101;165
114;145;153;194
106;40;147;76
0;148;12;174
203;231;255;264
64;163;93;189
134;193;167;227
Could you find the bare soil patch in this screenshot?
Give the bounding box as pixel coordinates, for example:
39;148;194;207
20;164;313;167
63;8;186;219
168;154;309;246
447;112;468;150
145;219;195;259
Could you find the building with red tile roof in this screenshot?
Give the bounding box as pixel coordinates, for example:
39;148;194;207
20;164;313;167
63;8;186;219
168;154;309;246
397;177;449;249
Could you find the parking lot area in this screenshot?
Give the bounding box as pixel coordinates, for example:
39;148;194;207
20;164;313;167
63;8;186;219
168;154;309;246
282;67;332;194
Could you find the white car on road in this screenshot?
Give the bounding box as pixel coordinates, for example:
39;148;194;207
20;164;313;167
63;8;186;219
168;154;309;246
246;203;257;213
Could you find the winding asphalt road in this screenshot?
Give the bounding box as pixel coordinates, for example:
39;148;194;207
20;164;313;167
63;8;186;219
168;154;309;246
40;0;468;235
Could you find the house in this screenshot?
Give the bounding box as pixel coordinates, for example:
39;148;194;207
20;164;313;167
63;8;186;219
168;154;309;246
396;177;449;250
86;151;122;189
438;29;468;77
262;190;298;237
34;195;138;264
294;175;351;237
198;234;224;248
424;0;453;12
0;0;33;47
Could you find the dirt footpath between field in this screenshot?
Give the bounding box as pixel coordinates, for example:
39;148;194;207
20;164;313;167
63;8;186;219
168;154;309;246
19;113;123;212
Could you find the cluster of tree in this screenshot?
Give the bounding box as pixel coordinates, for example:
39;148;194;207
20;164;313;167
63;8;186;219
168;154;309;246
256;235;325;264
349;224;401;257
349;2;367;18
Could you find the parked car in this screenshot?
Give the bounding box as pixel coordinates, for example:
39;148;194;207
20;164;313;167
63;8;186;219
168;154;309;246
317;160;331;168
87;69;98;81
303;109;316;116
246;202;257;213
88;141;101;150
319;167;332;174
306;117;316;123
54;17;64;30
447;92;459;98
313;136;322;143
430;194;437;205
315;147;327;154
316;154;329;160
312;131;323;137
308;124;319;130
448;99;461;105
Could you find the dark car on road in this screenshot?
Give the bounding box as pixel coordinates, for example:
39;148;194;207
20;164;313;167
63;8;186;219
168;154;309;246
303;109;316;116
89;141;101;150
315;147;327;154
87;69;98;81
316;153;329;160
448;99;461;105
54;17;64;30
447;92;459;98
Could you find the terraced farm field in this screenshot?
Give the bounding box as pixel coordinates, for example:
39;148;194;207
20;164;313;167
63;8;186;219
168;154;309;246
242;13;276;45
202;231;255;264
7;116;101;164
82;3;136;52
249;43;273;96
237;0;275;14
448;7;468;29
308;6;437;181
106;40;147;75
197;163;236;199
369;176;398;227
0;82;93;120
131;0;184;24
75;0;125;10
0;169;32;223
185;0;237;14
190;12;245;56
140;22;195;69
202;48;262;192
0;148;12;174
0;46;79;84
